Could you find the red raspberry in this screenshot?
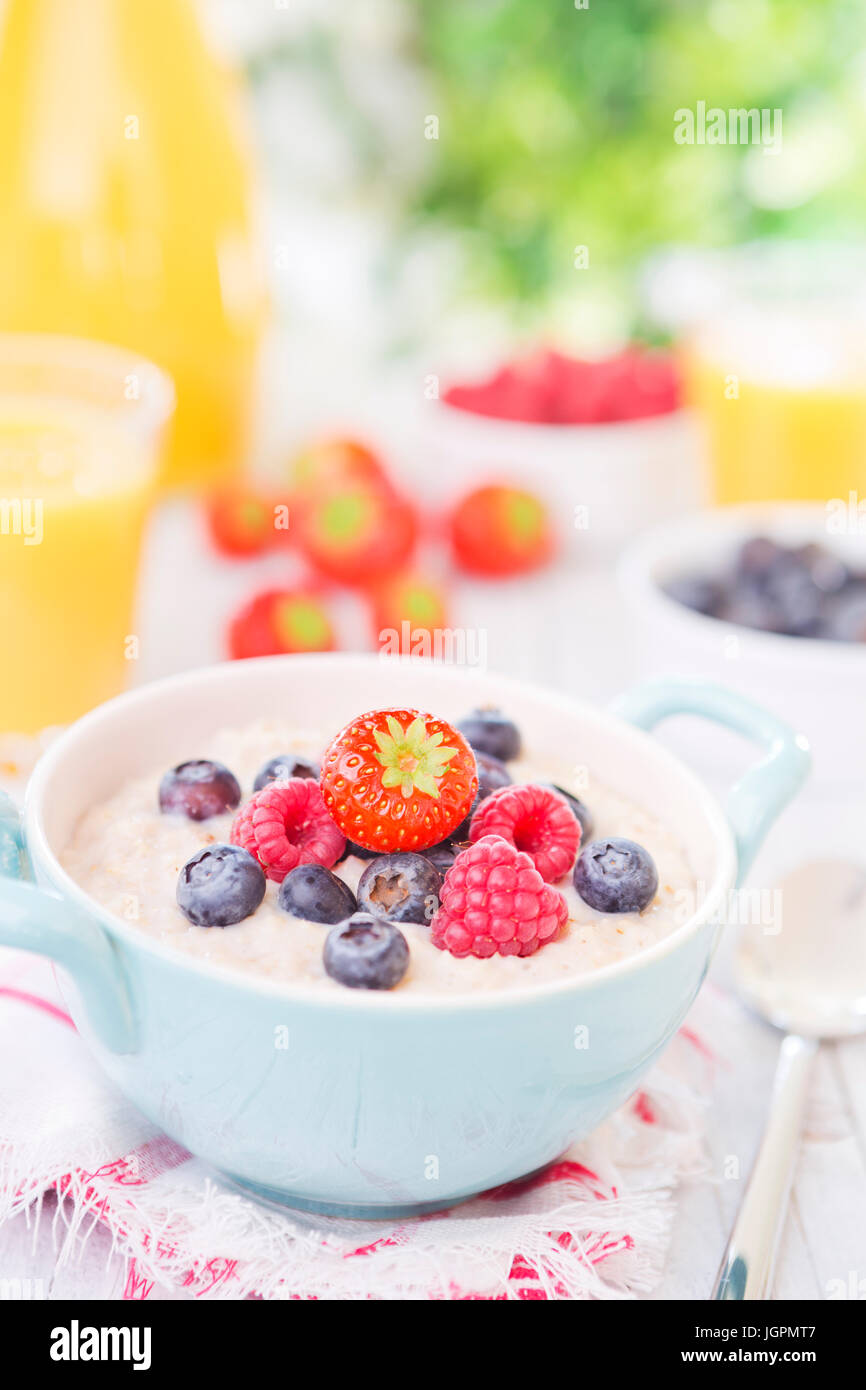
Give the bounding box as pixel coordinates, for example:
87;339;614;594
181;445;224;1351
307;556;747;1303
431;835;568;959
469;783;580;882
230;779;345;884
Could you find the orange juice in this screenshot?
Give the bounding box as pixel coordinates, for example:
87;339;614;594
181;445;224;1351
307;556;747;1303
684;309;866;504
0;0;265;490
0;336;172;732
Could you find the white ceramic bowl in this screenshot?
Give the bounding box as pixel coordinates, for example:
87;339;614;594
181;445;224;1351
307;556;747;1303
620;503;866;800
427;398;707;557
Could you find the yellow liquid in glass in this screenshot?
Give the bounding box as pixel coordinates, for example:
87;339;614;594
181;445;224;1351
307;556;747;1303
684;314;866;504
0;0;265;491
0;402;153;731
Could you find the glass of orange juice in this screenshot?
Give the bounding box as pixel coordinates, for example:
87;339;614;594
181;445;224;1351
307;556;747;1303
0;335;174;732
684;309;866;504
678;245;866;505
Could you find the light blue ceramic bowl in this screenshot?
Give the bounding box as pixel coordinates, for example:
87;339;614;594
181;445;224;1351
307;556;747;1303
0;656;808;1217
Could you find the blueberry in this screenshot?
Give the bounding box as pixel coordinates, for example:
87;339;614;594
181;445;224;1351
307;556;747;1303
253;755;319;791
735;536;783;583
323;913;410;990
423;840;469;875
457;708;522;762
338;838;379;862
177;843;265;927
718;589;785;634
450;750;511;839
666;536;856;643
762;562;823;637
791;543;849;596
662;575;721;617
450;793;480;844
159;760;241;821
825;587;866;642
476;751;512;795
573;838;658;914
356;853;442;925
545;784;594;841
278;863;357;924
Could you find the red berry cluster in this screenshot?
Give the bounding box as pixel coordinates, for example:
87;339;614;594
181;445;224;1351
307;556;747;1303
444;347;680;425
228;706;582;964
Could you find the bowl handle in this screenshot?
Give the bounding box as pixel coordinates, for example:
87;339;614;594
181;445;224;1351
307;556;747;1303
611;678;810;883
0;792;136;1054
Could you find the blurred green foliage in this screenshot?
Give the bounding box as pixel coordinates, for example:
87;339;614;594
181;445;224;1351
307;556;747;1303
411;0;866;314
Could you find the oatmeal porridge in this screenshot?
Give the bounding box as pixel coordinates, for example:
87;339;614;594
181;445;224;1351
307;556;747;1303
61;709;697;996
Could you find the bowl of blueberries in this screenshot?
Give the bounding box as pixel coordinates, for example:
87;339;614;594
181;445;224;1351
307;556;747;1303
620;503;866;793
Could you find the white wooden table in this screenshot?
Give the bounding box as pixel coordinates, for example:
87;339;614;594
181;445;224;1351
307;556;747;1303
2;503;864;1300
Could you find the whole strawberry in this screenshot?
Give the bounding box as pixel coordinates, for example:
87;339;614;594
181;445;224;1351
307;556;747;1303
320;708;477;852
289;437;389;502
449;483;554;579
369;571;450;655
205;484;274;559
296;483;417;587
227;587;336;660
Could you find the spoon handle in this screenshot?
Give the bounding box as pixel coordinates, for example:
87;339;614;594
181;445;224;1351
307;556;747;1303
711;1033;818;1300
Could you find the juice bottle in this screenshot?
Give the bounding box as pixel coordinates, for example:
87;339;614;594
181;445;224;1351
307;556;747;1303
0;0;265;491
0;335;173;732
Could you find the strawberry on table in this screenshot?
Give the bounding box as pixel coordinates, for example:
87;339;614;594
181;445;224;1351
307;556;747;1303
320;707;478;852
227;587;336;660
369;571;449;654
296;482;417;587
289;437;390;501
449;483;554;578
205;484;275;558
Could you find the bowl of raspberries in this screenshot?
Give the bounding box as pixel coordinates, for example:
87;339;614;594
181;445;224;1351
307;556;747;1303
431;346;706;555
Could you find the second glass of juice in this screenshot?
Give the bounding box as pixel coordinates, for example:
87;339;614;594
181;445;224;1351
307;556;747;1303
0;335;174;733
685;308;866;504
678;241;866;505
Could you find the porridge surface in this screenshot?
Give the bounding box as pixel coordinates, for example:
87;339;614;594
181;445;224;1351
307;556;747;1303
61;718;696;996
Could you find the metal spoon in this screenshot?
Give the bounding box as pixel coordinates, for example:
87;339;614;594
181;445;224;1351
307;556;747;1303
712;858;866;1300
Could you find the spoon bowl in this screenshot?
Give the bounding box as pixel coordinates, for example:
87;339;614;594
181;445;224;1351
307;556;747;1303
713;857;866;1299
736;858;866;1038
